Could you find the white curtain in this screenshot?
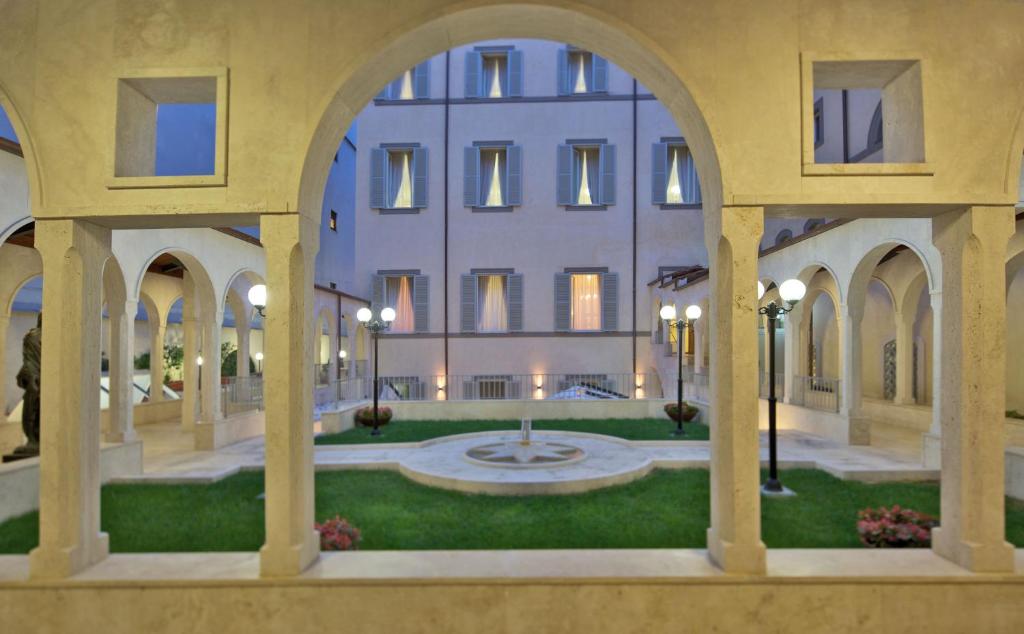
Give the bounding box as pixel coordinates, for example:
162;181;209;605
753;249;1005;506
484;55;506;97
397;69;414;100
571;273;601;330
478;275;508;331
386;276;415;333
669;145;700;204
575;147;599;205
388;151;413;208
480;149;506;206
570;52;590;93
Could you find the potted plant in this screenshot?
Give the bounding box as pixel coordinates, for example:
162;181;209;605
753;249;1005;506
355;405;392;427
664;402;699;424
314;516;362;551
856;505;937;548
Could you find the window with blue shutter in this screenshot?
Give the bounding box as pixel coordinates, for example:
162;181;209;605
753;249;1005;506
372;146;426;210
600;272;619;332
556;145;573;206
556;48;570;95
412;147;428;208
460;274;478;332
467;143;521;208
553;273;572;332
651;142;668;205
592;55;608;92
412;275;429;332
599;144;616;205
507;50;523;97
506;145;522;206
507;273;524;331
465;51;482;98
463;146;480;207
413;61;430;99
369;148;387;208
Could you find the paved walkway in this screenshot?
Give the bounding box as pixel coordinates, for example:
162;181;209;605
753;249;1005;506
119;420;937;486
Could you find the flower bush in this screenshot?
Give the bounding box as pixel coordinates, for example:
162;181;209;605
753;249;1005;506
315;515;362;551
856;505;937;548
355;405;392;427
664;402;699;423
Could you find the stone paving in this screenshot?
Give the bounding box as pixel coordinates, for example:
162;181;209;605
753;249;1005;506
115;420;938;490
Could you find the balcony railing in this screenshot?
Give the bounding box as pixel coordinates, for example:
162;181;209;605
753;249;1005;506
220;375;263;417
319;373;661;405
759;371;786;399
789;375;841;413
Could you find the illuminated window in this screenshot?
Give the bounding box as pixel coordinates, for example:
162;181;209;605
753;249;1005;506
570;273;601;331
329;210;337;232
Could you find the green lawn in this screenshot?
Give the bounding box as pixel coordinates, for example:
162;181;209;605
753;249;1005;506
2;469;1023;553
315;418;710;444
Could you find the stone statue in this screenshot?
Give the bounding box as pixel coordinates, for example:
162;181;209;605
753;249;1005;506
12;313;41;457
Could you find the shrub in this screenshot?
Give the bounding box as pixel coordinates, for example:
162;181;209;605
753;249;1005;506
1007;410;1024;420
664;402;699;423
315;516;362;551
857;505;937;548
355;405;392;427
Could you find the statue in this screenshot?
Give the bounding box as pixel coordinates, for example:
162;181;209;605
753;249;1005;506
6;313;41;461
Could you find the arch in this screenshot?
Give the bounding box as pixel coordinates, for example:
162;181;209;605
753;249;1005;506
802;218;826;234
221;267;266;315
795;263;842;308
137;290;161;329
0;216;32;247
101;254;128;308
1006;100;1024;198
898;270;930;318
774;229;793;246
867;101;883;153
0;87;42;214
296;4;723;225
846;240;936;316
132;247;218;321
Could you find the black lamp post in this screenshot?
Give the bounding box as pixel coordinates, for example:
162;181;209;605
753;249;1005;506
356;306;395;436
660;303;702;437
757;279;806;495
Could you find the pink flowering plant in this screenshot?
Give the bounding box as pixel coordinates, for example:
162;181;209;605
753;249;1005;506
856;505;937;548
315;516;362;551
355;405;392;427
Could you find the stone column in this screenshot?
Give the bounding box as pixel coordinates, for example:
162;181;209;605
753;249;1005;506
237;323;251;378
180;274;199;430
259;214;319;577
0;314;8;417
782;302;804;404
105;299;137;443
838;305;870;444
893;309;915;405
923;291;942;467
199;310;222;425
930;206;1015;573
692;319;704;375
149;320;165;403
704;205;766;575
29;219;110;579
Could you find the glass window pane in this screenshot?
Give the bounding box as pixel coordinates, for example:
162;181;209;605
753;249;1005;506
477;274;508;332
385;276;415;333
570;273;601;330
573;146;599;205
480;148;507;206
482;54;507;98
387;150;413;208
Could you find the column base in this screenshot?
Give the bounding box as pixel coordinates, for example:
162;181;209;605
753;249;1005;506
846;415;871;445
259;530;321;577
29;532;109;579
706;527;766;574
194;412;265;451
922;432;941;468
931;527;1015;573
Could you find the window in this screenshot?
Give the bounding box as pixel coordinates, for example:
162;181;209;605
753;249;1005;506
867;101;883;153
813;97;825;148
463;144;522;208
329;210;337;232
557;48;608;95
554;271;617;332
557;142;615;207
464;375;522;400
774;229;793;246
652;141;701;206
460;272;523;333
373;273;429;333
377;62;430;101
369;146;428;210
465;48;523;98
803;218;825;233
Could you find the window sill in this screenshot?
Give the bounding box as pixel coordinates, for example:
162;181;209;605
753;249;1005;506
659;203;702;211
377;207;422;215
471;206;514;213
801;162;933;177
565;204;607;211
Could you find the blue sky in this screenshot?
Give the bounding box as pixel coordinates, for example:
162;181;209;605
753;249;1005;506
0;108;18;142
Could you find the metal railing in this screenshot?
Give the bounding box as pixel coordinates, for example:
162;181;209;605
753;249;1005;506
320;373;661;404
789;375;841;413
220;375;263;417
759;371;786;399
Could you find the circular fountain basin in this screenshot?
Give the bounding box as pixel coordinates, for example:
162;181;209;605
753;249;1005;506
397;431;653;495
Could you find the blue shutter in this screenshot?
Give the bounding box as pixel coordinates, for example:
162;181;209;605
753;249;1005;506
414;61;430;99
601;272;619;332
557;48;570;95
463;146;480;207
369;148;387;208
651;143;668;205
554;273;572;332
412;147;428;208
556;144;573;206
599;144;616;205
464;52;481;98
507;273;524;331
413;275;429;332
506;145;522;206
507;50;523;97
371;275;385;311
460;274;478;332
592;54;608;92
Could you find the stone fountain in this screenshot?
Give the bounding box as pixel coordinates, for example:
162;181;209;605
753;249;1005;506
464;418;586;468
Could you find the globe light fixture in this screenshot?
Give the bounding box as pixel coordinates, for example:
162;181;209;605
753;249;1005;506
758;277;805;497
338;350;347;359
196;355;204;366
356;307;372;323
248;284;268;317
661;300;702;437
757;280;766;300
380;307;397;323
254;351;263;375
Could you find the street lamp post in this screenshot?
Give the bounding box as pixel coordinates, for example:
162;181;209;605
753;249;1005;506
660;303;702;436
757;278;806;495
254;351;263;375
356;306;395;436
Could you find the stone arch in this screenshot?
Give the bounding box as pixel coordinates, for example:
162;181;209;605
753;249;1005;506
0;216;32;247
0;90;42;214
1006;100;1024;198
774;229;793;246
133;247;218;320
221;268;265;316
846;240;936;318
296;3;723;224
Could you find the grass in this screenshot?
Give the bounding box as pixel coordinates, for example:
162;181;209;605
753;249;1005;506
315;418;710;444
2;469;1023;553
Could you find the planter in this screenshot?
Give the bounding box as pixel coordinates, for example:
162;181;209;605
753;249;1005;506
355;406;392;427
664;402;699;424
